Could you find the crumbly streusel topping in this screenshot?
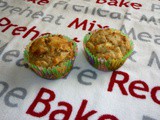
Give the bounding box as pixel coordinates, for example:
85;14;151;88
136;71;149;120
86;29;132;60
29;35;74;68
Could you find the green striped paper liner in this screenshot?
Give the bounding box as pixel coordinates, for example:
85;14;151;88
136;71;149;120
23;34;78;79
83;28;134;71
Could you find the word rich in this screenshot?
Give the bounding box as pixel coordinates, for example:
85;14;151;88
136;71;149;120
96;0;142;10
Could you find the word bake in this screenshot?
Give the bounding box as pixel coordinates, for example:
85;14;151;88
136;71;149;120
96;0;142;10
26;88;118;120
24;0;49;5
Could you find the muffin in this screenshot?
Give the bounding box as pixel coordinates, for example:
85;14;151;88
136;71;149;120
83;28;133;71
24;34;77;79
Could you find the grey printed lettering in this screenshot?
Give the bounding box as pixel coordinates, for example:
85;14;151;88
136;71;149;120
84;7;89;14
9;7;22;14
4;87;27;107
53;1;67;8
97;8;109;17
128;51;137;62
73;5;84;12
0;0;7;8
0;43;7;55
148;16;157;25
31;11;44;19
19;7;32;17
19;59;29;68
2;50;20;62
138;32;151;42
1;5;13;11
16;58;25;67
140;15;148;22
140;15;157;25
124;12;131;21
142;115;156;120
55;15;65;25
0;81;9;97
42;14;54;23
120;25;137;40
78;69;97;85
154;35;160;45
91;7;96;15
151;4;160;12
63;66;80;79
148;51;160;69
110;12;121;19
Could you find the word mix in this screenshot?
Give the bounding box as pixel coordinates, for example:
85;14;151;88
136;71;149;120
67;17;160;46
68;18;109;31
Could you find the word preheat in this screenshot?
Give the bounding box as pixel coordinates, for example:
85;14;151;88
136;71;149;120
0;0;65;23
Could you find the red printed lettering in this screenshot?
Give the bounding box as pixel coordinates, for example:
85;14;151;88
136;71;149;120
108;71;160;106
151;87;160;105
12;27;27;35
68;18;109;31
119;0;129;7
0;17;11;26
49;101;72;120
25;0;49;5
96;0;107;4
68;18;87;31
98;114;119;120
26;87;55;117
37;0;49;5
75;99;97;120
23;26;40;40
129;80;149;99
0;17;18;32
108;71;129;95
131;3;142;10
26;88;119;119
96;0;142;10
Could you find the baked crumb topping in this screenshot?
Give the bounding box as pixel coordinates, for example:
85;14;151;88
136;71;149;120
86;29;132;59
29;35;74;68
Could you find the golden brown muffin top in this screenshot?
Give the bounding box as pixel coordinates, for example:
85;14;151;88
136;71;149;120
86;29;132;60
29;35;74;68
